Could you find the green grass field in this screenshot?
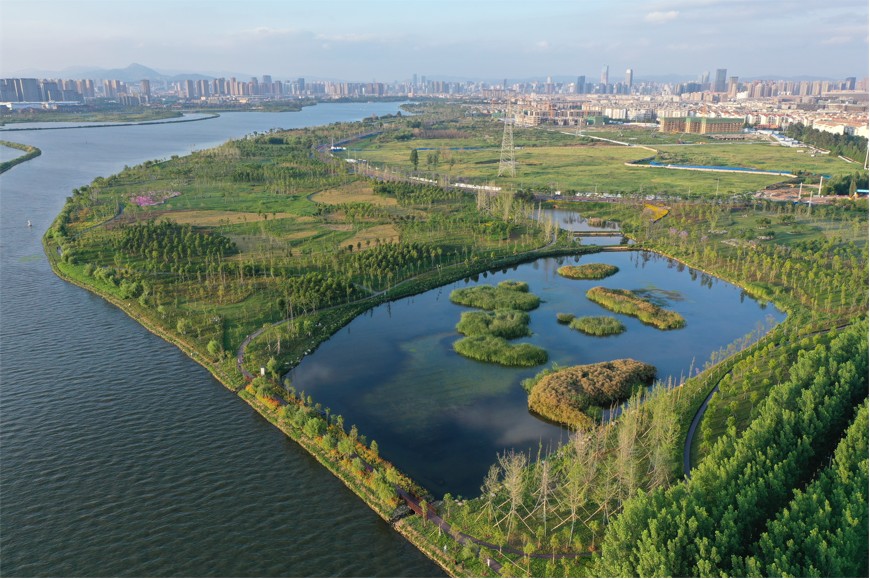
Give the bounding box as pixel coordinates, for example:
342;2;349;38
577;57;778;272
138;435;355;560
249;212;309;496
351;123;858;198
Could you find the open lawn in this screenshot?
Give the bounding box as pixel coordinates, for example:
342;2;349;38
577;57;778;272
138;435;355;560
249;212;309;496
353;127;857;198
157;209;303;226
354;140;784;197
311;181;398;206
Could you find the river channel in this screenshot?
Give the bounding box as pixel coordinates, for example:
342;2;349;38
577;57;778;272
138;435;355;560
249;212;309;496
0;104;445;577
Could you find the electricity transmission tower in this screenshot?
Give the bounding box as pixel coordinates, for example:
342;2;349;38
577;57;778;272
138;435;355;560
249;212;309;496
498;104;516;177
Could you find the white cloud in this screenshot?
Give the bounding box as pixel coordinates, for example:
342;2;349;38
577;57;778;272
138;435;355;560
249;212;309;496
820;35;852;45
645;10;679;24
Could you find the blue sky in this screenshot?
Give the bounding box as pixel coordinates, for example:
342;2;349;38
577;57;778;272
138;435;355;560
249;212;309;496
1;0;867;80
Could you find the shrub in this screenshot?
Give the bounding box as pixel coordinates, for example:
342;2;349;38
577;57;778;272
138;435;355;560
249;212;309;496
569;315;626;336
557;263;619;280
527;359;656;428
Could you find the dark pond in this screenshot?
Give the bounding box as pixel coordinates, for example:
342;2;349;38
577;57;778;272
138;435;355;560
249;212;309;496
290;250;784;498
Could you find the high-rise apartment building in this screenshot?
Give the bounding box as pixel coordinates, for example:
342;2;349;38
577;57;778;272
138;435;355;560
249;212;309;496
15;78;42;101
714;68;727;92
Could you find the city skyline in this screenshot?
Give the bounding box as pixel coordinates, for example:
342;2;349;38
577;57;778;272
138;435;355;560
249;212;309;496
1;0;867;81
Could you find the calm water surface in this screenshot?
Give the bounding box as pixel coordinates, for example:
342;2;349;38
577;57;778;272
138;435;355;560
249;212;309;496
291;251;783;497
0;104;444;577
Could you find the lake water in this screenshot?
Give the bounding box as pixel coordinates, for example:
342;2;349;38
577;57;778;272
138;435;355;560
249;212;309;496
290;250;783;498
0;103;445;577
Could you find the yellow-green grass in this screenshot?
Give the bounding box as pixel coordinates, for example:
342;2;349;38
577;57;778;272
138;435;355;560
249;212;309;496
654;142;854;177
456;309;531;339
450;281;541;311
355;142;785;196
157;209;304;226
557;263;619;280
311;181;398;206
453;335;547;367
344;223;401;247
586;287;686;330
569;316;626;336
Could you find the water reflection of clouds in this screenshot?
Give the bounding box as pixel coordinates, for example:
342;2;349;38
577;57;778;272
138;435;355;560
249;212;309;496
452;399;567;450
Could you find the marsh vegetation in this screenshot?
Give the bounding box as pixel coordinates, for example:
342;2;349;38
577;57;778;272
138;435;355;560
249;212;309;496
557;263;619;280
525;359;657;428
569;315;626;336
586;287;686;330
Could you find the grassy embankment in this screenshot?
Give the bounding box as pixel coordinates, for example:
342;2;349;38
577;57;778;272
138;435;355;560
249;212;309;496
0;108;183;125
0;140;41;173
524;359;657;428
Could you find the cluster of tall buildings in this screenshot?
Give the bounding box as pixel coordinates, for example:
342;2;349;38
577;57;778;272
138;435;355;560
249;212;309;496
0;77;95;103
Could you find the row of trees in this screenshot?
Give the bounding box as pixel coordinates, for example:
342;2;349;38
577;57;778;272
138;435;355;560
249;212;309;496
445;384;680;554
784;122;868;161
632;203;869;320
741;402;867;577
596;323;868;576
277;271;361;316
374;181;462;206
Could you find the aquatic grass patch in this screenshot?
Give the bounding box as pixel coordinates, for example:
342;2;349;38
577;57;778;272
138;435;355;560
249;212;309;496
557;263;619;280
449;281;541;311
556;312;576;324
569;315;626;336
453;335;547;367
586;286;686;330
526;359;657;428
456;309;531;339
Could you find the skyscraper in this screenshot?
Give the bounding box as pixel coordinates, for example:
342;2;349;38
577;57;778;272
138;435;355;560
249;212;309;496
625;68;633;89
714;68;727;92
601;65;609;86
575;75;586;94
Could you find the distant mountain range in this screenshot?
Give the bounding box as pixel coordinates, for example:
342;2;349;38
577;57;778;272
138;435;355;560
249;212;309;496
4;63;844;84
7;63;251;82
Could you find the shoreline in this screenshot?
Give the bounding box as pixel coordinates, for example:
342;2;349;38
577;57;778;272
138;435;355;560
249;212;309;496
0;112;220;132
45;230;528;577
0;140;41;173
